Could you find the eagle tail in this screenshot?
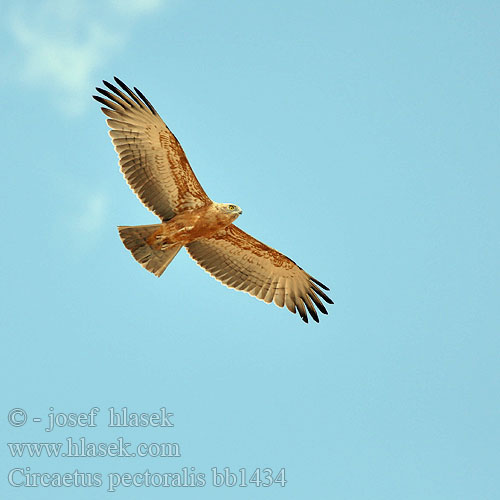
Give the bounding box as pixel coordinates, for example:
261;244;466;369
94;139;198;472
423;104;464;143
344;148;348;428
118;224;182;277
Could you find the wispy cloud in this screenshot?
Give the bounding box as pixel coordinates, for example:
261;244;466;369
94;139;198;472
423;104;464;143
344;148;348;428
56;177;112;249
48;167;113;250
76;191;109;236
5;0;165;115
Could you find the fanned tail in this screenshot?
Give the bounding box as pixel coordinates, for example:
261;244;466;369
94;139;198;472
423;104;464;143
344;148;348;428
118;224;182;277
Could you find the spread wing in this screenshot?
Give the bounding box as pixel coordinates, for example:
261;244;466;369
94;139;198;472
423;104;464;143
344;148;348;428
186;225;333;323
93;77;211;221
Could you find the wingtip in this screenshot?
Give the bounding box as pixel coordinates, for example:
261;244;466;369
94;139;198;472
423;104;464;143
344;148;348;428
311;276;330;291
134;85;157;115
298;309;309;323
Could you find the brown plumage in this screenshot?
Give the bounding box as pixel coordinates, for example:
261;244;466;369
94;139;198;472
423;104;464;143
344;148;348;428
93;77;333;323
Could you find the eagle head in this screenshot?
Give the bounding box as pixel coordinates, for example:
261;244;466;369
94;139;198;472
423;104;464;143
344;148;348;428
218;203;243;218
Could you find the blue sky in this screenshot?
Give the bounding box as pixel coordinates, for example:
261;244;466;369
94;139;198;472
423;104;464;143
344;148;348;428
1;0;499;498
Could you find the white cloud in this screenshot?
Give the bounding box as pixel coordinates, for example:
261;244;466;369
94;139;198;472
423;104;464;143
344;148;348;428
6;0;165;115
49;167;112;249
76;191;109;235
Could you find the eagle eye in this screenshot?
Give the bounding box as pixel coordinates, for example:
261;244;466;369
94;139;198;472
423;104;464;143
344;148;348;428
228;204;236;210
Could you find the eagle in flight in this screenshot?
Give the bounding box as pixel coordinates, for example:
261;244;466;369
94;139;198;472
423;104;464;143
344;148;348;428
93;78;333;323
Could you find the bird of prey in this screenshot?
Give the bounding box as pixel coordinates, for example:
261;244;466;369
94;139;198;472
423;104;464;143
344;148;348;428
93;77;333;323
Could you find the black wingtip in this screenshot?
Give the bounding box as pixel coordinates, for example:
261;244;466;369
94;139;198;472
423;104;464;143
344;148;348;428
113;77;132;96
303;299;320;323
134;85;157;115
92;95;107;106
311;276;330;291
114;76;126;88
310;282;334;306
102;79;122;94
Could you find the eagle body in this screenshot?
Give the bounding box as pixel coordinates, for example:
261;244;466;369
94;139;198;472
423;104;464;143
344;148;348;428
146;203;242;248
94;78;333;323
